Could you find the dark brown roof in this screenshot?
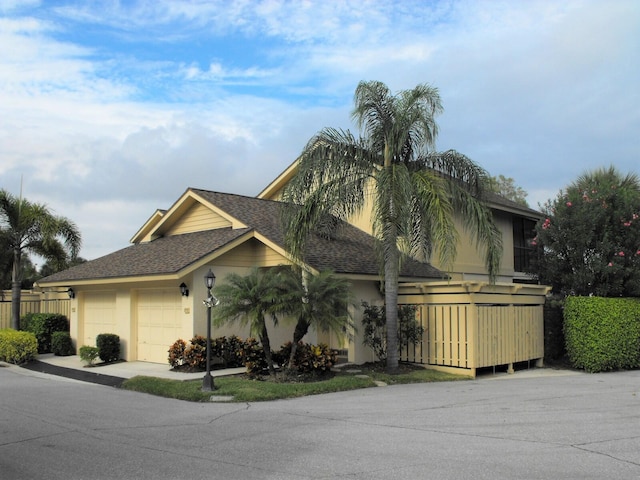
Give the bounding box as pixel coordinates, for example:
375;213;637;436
39;189;444;284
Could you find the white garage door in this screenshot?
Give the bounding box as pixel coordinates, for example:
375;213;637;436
82;291;117;349
137;289;183;363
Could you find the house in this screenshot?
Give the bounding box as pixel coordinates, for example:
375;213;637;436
37;165;549;375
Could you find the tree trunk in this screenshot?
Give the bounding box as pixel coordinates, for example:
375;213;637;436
11;247;22;330
259;325;276;376
288;318;310;368
384;243;400;373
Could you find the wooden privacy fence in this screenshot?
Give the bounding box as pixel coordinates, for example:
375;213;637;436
398;281;550;377
0;291;71;329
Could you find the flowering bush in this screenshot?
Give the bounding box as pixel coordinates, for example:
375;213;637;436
528;166;640;297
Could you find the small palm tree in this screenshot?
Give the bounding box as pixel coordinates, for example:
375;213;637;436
0;189;81;330
213;267;289;375
282;80;502;372
279;269;354;369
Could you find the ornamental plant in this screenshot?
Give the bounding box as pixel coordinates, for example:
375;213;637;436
528;166;640;297
361;302;423;363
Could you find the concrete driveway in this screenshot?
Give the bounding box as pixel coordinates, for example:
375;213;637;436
1;363;639;479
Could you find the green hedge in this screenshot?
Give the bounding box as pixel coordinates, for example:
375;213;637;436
51;331;75;356
0;329;38;365
96;334;120;363
20;313;69;354
564;296;640;372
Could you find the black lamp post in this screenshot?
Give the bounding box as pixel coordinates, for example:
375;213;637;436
202;269;217;391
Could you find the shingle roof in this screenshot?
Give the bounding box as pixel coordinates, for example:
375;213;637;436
39;189;444;284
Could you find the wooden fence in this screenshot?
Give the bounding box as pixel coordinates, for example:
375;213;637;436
0;291;71;329
398;281;550;377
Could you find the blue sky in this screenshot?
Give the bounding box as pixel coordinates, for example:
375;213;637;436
1;0;638;261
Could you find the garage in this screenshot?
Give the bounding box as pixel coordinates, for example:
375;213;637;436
137;289;184;363
82;291;117;349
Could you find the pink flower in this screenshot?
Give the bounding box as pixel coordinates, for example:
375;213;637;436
623;222;631;227
566;201;572;207
636;250;640;256
542;218;551;230
608;262;613;267
619;251;625;257
633;214;639;220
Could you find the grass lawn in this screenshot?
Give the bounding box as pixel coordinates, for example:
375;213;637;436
121;365;468;402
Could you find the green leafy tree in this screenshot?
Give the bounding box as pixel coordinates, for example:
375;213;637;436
0;190;81;329
282;80;502;372
278;269;354;369
528;166;640;297
488;175;529;207
39;256;87;278
213;267;290;375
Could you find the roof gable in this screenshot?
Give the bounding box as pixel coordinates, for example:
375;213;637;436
138;189;248;242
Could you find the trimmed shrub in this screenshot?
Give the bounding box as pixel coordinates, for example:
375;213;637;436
79;346;100;365
276;342;337;374
0;329;38;365
20;313;69;354
96;334;120;363
51;331;75;356
564;296;640;372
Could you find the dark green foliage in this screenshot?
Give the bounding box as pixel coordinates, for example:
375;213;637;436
20;313;69;353
0;329;37;364
96;333;120;363
528;166;640;297
564;296;640;372
544;295;566;361
51;331;74;356
276;342;337;374
361;302;423;362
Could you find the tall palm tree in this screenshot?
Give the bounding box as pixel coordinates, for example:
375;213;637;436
213;267;289;376
282;80;502;372
278;269;354;369
0;189;81;330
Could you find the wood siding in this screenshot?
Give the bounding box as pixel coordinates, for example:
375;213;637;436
166;202;231;236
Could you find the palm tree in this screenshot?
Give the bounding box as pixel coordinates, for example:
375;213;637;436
279;269;354;369
282;80;502;372
0;189;81;330
213;267;289;376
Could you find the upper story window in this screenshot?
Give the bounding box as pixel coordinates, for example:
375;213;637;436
513;217;536;272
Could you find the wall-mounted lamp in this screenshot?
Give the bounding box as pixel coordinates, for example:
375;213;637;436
179;282;189;297
67;288;75;299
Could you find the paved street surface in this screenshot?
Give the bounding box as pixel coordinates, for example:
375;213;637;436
1;364;639;479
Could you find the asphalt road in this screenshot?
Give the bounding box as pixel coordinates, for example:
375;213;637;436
1;364;639;480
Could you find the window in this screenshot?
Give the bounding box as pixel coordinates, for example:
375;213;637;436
513;217;536;272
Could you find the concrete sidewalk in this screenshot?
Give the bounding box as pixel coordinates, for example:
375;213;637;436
23;353;245;383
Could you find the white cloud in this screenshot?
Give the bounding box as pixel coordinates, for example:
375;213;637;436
1;0;638;261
